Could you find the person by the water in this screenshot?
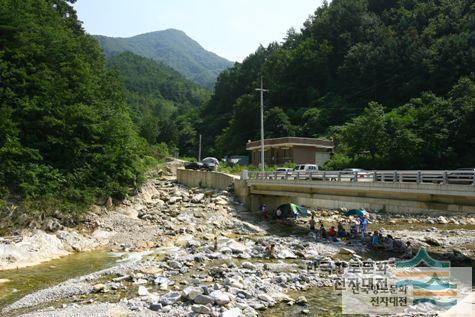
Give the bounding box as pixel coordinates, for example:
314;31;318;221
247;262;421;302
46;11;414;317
266;243;276;258
320;223;328;239
359;215;368;234
372;230;381;247
261;204;269;221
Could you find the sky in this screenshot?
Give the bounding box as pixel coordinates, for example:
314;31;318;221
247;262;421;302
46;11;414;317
73;0;324;62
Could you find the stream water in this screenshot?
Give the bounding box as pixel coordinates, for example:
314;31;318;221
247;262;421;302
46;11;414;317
0;251;116;310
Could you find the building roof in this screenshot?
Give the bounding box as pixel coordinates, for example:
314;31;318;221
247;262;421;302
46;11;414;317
246;137;334;151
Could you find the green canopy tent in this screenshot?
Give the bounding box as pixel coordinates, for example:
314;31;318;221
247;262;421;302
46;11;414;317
274;203;309;219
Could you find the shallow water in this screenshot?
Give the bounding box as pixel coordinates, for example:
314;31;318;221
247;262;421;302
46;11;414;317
263;288;364;317
0;250;116;309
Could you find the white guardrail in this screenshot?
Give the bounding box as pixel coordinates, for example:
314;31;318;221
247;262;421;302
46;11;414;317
242;170;475;185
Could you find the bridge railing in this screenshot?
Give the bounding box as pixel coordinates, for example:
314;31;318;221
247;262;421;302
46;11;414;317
242;169;475;185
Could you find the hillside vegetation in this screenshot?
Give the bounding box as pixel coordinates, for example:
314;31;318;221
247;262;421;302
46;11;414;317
95;29;233;88
107;52;210;155
0;0;151;221
200;0;475;169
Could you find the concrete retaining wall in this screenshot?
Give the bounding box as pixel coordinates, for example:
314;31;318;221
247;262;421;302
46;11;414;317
176;169;239;191
177;171;475;214
247;179;475;215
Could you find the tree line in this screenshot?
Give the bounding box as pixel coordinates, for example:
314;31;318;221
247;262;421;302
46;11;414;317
0;0;214;222
199;0;475;170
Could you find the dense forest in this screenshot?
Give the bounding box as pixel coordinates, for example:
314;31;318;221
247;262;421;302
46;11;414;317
201;0;475;169
106;52;210;156
0;0;152;217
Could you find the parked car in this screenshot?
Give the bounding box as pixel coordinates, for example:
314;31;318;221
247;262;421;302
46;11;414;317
202;157;219;171
341;168;370;181
273;167;293;179
293;164;319;172
292;164;318;179
448;168;475;184
185;162;204;170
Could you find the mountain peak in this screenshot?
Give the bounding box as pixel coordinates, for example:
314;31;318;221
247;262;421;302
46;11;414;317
94;29;233;88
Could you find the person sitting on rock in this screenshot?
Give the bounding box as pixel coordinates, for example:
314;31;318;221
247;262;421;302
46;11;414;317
337;221;344;234
338;227;348;239
393;238;404;251
402;241;413;258
328;226;338;242
337;222;349;238
383;235;394;251
364;232;373;244
320;223;328;239
371;230;381;247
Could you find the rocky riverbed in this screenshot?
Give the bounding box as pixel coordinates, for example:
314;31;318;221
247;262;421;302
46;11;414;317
1;164;474;316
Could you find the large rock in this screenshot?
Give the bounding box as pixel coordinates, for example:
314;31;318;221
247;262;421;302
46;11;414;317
295;295;308;305
160;291;182;305
0;230;70;271
221;307;242;317
154;276;170;286
93;283;106;293
424;237;442;246
168;196;182;204
194;294;214;305
182;286;203;300
149;303;162;311
339;247;356;255
42;217;62;232
56;230;99;252
437;216;449;224
227;240;247;253
191;193;205;203
210;290;231;305
276;248;297;259
258;293;274;304
214;198;227;205
225;278;245;289
192;304;212;314
241;262;256;270
138;286;149;296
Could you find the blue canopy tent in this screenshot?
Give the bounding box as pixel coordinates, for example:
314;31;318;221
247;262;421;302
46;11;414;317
345;209;368;217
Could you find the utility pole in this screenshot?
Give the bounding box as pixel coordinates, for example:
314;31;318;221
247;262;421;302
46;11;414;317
198;134;202;162
255;77;268;172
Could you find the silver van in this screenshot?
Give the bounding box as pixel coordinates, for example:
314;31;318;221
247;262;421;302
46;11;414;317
293;164;319;172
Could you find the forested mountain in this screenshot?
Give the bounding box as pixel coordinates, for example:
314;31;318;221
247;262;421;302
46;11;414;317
106;52;210;155
201;0;475;169
0;0;149;213
95;29;233;88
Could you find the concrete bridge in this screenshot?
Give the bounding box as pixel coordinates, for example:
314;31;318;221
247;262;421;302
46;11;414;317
177;169;475;215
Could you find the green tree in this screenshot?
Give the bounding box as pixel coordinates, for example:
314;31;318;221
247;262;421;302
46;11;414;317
264;107;295;138
0;0;147;208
